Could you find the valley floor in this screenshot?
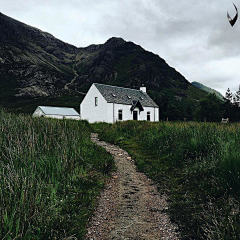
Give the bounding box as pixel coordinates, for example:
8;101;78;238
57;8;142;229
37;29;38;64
85;133;179;240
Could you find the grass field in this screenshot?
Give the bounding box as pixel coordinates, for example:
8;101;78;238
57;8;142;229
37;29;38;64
0;109;114;239
1;110;240;239
94;120;240;239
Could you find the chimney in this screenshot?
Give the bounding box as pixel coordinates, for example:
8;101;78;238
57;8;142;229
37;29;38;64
140;84;146;93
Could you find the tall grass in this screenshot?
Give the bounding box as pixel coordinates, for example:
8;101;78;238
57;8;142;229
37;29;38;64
94;120;240;239
0;109;114;239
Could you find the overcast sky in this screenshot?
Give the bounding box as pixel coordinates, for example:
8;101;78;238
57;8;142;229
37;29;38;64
2;0;240;95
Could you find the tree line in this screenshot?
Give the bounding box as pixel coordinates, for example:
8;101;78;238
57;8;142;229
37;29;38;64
159;88;240;122
195;88;240;122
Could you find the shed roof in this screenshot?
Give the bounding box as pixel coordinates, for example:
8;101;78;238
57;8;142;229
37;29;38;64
94;83;158;107
38;106;79;116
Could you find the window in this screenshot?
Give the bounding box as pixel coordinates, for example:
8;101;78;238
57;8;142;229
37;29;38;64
147;111;150;121
140;97;143;100
118;110;123;120
127;95;131;99
112;93;116;97
95;97;98;106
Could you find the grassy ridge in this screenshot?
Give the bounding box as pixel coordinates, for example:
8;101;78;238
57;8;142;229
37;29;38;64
0;110;114;239
94;121;240;239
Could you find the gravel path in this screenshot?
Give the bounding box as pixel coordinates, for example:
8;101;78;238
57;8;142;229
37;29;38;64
85;133;180;240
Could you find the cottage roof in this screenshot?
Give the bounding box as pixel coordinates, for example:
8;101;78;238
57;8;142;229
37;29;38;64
94;83;158;107
38;106;79;116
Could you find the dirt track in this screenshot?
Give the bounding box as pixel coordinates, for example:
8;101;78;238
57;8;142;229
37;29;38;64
85;133;180;240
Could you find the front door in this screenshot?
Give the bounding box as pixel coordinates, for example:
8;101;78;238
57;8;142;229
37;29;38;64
133;111;138;120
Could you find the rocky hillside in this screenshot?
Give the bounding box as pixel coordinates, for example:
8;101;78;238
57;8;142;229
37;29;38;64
0;12;207;117
191;82;224;100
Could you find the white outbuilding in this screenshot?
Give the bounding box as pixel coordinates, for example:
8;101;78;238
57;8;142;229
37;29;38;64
32;106;80;120
80;83;159;123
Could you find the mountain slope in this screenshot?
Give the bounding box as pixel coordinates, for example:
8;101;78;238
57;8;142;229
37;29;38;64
191;82;224;100
0;12;208;116
0;12;77;97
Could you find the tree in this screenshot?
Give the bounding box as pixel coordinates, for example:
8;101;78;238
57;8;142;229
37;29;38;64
222;87;240;121
225;88;233;102
195;93;222;122
185;105;193;121
166;104;182;120
233;85;240;106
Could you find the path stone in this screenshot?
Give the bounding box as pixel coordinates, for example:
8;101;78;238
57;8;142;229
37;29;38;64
85;133;180;240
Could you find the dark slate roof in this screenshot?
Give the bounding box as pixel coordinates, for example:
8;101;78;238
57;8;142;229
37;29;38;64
94;83;158;107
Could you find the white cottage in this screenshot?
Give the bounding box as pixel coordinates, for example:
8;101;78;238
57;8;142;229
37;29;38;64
80;83;159;123
32;106;80;120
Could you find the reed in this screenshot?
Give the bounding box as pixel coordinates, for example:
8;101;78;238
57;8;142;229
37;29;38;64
95;120;240;239
0;110;114;239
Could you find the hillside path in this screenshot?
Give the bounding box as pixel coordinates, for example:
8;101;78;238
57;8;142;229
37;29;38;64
85;133;180;240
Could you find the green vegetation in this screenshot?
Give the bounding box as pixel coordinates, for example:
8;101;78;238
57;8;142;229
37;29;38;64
195;93;222;122
2;107;240;239
114;50;141;85
94;120;240;239
0;109;114;239
191;81;224;100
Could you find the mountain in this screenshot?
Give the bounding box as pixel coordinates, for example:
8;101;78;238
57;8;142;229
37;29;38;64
191;82;224;100
0;12;208;117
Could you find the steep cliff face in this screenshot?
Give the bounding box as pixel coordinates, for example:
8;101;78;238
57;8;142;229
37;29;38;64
0;12;207;114
72;37;190;91
0;12;78;99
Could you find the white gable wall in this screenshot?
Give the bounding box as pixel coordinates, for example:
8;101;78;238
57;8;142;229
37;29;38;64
32;107;44;117
80;84;108;123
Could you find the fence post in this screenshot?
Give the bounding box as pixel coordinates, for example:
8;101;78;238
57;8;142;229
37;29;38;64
204;118;206;123
167;117;168;121
184;118;186;122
